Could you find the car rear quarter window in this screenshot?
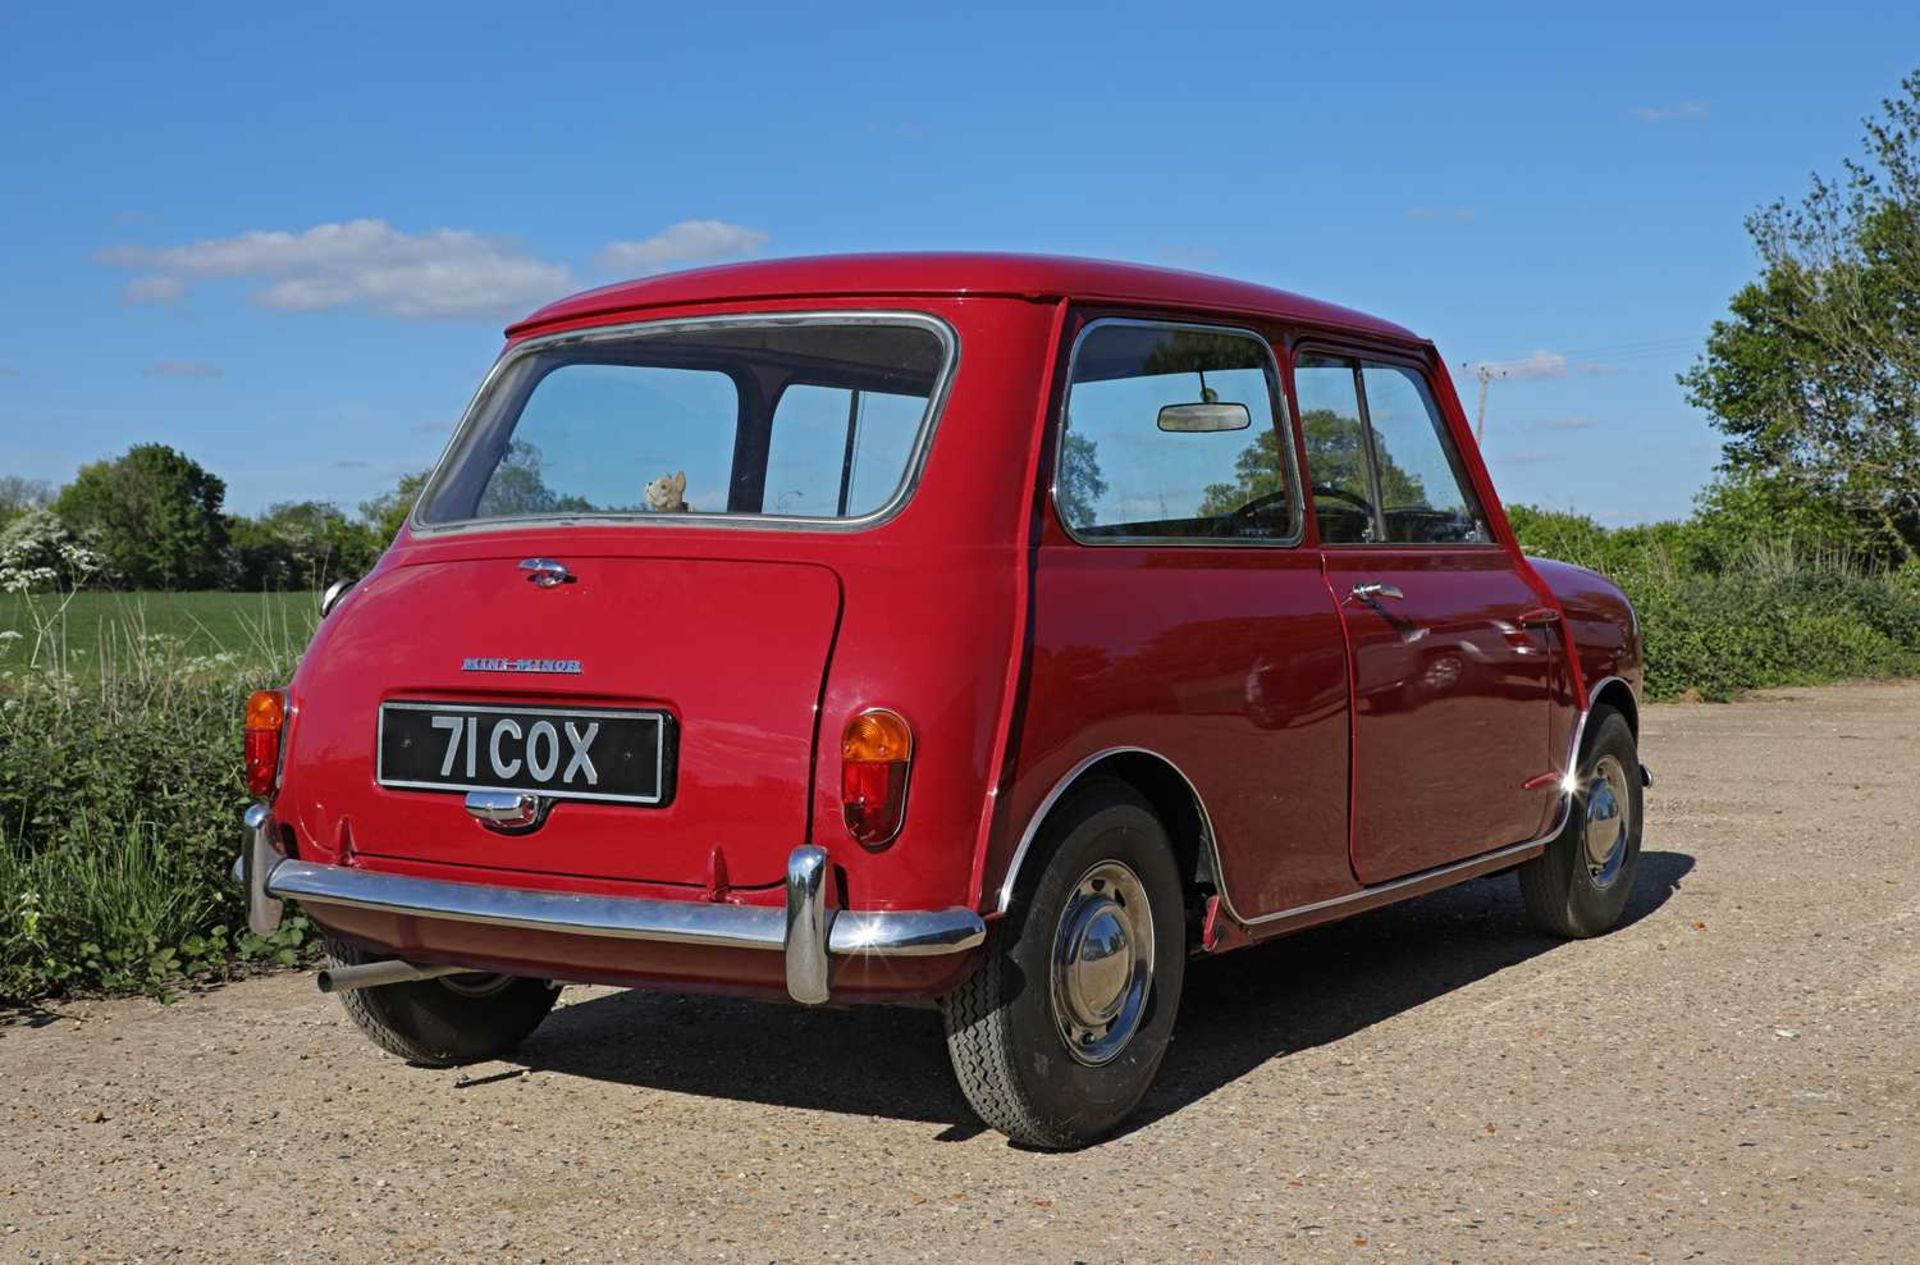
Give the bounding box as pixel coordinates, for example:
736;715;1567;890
1055;321;1299;544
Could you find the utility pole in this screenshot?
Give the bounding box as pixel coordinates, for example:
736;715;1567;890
1473;364;1494;444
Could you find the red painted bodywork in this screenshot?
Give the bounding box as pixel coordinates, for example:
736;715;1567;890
272;253;1641;1000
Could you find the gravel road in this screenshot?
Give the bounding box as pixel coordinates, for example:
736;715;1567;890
3;682;1916;1262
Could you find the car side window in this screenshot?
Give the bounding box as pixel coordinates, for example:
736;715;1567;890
1292;356;1376;544
1358;364;1487;544
1057;322;1298;542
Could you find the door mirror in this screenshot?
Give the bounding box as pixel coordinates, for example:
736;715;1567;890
1156;401;1250;433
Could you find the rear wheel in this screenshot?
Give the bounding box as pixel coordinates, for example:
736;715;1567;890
1518;706;1643;938
325;937;558;1066
941;779;1186;1149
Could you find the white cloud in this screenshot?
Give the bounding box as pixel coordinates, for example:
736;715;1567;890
98;219;575;320
122;274;186;304
1633;101;1708;123
143;360;223;378
595;219;769;273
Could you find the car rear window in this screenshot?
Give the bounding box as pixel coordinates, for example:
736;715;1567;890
417;315;953;527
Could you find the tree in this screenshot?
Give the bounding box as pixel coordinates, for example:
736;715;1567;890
0;476;53;527
53;444;230;589
230;500;382;590
1197;409;1427;516
359;470;431;544
1055;432;1108;526
1682;70;1920;560
473;440;592;518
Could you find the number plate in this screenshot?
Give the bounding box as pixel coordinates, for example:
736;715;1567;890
377;702;675;805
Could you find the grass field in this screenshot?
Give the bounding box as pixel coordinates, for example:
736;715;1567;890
0;590;315;678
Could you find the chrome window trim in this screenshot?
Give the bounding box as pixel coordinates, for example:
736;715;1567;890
1049;317;1306;550
407;310;961;538
998;675;1634;927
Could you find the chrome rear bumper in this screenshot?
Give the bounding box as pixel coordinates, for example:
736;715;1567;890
236;805;985;1004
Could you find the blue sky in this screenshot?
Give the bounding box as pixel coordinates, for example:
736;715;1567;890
2;1;1914;523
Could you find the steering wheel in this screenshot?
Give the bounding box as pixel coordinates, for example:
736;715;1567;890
1226;490;1293;523
1309;483;1376;520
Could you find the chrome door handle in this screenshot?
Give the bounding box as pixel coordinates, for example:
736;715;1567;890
519;558;572;588
1350;582;1405;603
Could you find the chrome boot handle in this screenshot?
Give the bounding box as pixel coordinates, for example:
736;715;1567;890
519;558;571;588
466;791;549;833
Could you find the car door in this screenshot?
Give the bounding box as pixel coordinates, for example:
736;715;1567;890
1294;350;1558;886
1019;316;1355;918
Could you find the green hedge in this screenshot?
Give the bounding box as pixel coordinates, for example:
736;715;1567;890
1;614;309;1003
1510;505;1920;700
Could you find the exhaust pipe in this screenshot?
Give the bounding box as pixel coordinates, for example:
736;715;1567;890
316;959;472;994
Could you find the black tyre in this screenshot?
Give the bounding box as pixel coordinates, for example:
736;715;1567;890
325;937;558;1067
941;778;1186;1149
1518;706;1643;938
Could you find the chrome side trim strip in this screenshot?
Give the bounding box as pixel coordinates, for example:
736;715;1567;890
1227;835;1550;931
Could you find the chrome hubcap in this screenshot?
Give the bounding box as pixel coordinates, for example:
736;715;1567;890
1050;860;1154;1066
1583;753;1631;888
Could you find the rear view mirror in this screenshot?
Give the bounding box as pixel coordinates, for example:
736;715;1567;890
1157;401;1251;433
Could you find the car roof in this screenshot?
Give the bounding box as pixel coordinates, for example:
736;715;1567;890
507;252;1422;343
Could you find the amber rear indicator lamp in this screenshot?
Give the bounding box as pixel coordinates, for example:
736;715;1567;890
244;689;286;800
841;708;913;847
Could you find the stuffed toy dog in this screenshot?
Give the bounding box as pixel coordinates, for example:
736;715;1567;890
643;470;689;512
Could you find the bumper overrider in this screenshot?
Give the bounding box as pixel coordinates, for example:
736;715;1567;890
236;805;986;1004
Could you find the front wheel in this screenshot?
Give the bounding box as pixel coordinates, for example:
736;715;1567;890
1518;705;1643;938
325;937;558;1067
941;779;1187;1149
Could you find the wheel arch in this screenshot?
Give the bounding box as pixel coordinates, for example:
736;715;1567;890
993;747;1216;917
1589;675;1639;738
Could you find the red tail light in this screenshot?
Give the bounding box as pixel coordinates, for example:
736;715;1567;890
841;708;912;847
244;689;286;800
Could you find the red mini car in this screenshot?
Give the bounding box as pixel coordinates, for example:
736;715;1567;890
239;254;1648;1148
